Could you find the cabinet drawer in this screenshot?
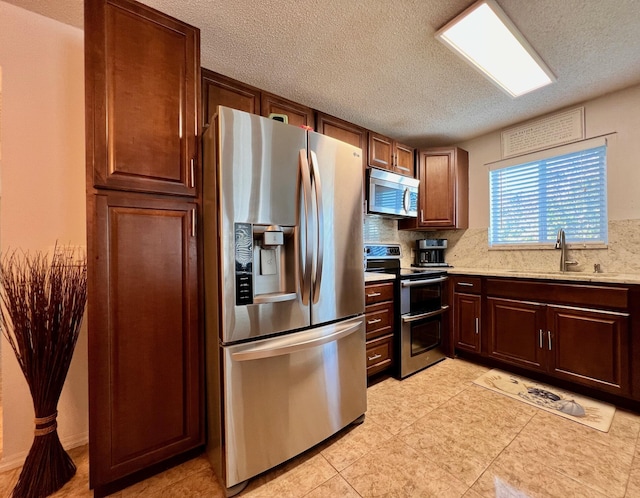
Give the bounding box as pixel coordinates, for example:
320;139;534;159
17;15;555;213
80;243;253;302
366;334;394;375
453;276;481;294
365;301;394;340
486;278;629;310
365;282;394;305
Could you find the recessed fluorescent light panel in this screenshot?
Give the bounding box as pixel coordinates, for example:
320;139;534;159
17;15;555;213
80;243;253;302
435;0;555;97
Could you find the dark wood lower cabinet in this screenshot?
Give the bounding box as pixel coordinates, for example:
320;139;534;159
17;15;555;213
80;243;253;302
88;193;202;491
454;292;481;353
548;305;629;395
487;297;546;372
486;296;630;396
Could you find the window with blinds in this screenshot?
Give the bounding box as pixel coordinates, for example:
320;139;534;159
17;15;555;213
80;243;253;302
489;143;608;247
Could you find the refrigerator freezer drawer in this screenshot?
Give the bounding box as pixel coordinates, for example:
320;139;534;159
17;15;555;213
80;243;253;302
222;315;366;488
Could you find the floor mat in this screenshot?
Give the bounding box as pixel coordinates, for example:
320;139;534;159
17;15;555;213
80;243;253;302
473;369;615;432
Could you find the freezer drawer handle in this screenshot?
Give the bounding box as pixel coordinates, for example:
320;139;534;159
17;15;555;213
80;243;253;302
231;320;363;361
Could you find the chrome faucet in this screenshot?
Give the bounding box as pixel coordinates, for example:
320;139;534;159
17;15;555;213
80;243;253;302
555;228;578;272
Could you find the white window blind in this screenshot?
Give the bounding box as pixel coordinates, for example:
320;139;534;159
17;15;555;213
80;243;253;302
489;138;608;247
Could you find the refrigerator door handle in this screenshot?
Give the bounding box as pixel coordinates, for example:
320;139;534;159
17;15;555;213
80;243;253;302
230;319;363;361
309;150;324;304
299;149;313;304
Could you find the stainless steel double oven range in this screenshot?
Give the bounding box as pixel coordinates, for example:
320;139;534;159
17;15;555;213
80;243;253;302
365;244;449;378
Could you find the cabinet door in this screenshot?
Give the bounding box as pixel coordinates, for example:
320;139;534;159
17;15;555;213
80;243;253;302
368;132;394;171
88;193;202;489
85;0;199;196
418;150;455;227
261;92;315;128
316;112;366;169
547;306;630;395
454;293;481;353
202;69;260;126
394;143;415;177
487;297;546;372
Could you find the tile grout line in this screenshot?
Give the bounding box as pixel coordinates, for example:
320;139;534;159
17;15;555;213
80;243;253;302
621;415;640;498
467;407;538;490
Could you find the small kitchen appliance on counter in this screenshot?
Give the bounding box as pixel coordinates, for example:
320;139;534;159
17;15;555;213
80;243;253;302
365;243;449;378
414;238;448;267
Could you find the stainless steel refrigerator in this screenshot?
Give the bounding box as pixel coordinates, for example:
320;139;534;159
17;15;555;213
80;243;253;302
203;106;366;495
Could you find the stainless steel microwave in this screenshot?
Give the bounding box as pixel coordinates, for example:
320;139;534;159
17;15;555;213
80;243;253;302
367;168;419;218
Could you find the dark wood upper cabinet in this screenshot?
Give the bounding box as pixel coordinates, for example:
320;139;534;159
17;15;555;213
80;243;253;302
261;92;315;129
316;112;367;169
394;143;415;177
367;132;393;171
85;0;199;196
88;193;202;490
202;69;261;126
399;147;468;230
367;132;415;177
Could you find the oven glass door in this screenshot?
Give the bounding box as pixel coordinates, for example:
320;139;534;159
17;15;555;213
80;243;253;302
409;284;442;315
410;317;441;356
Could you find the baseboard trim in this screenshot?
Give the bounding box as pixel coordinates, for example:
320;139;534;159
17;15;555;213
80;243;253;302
0;431;88;472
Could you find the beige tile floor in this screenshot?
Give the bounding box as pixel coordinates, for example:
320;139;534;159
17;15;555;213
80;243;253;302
3;358;640;497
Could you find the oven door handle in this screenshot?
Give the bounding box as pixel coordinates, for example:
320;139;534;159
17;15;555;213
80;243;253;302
400;276;448;287
401;305;449;323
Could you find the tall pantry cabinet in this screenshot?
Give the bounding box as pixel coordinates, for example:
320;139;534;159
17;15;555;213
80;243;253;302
84;0;203;493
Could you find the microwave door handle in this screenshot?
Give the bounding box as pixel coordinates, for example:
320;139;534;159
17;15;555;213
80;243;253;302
299;150;313;304
403;188;410;213
309;150;324;304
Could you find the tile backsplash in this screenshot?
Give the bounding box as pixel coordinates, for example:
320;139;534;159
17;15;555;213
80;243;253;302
364;215;640;273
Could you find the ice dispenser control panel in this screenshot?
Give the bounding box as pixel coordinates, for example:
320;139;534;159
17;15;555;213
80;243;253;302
234;223;253;305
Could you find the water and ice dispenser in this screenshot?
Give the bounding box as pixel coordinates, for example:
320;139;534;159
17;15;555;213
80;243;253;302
234;222;297;305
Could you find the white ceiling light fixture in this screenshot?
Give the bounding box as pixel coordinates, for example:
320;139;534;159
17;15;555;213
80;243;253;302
435;0;555;98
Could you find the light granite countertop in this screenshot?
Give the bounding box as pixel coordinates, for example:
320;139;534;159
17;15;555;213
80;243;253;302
447;267;640;285
364;272;396;283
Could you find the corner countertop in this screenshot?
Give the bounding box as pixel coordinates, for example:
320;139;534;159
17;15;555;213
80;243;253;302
365;272;396;283
447;267;640;285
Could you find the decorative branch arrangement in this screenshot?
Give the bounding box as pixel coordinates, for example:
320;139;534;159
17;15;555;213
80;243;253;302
0;246;87;498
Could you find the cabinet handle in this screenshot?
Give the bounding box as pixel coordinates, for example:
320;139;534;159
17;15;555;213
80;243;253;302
190;158;195;188
475;317;479;334
368;353;382;361
547;330;552;350
366;292;381;298
539;329;543;349
420;209;425;223
367;318;382;325
191;208;196;237
458;282;474;287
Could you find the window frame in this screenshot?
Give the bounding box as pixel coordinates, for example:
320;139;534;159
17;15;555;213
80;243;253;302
488;136;609;250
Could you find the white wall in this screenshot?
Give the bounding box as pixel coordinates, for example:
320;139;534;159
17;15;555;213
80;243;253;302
460;84;640;228
0;1;87;470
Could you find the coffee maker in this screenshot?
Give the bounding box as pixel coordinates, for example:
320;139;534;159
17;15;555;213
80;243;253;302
414;239;448;267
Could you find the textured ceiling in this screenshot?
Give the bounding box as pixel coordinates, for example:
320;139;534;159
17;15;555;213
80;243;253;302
6;0;640;147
